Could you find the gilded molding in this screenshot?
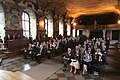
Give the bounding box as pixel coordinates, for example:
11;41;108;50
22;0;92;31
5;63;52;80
5;8;22;30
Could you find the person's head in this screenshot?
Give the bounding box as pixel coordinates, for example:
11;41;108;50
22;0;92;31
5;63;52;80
40;42;43;46
96;48;100;52
75;46;79;51
85;50;88;55
76;50;79;55
68;48;71;53
88;48;91;52
78;44;81;47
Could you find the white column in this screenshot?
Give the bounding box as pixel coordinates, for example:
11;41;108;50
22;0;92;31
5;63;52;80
103;29;106;40
86;30;90;38
110;30;112;40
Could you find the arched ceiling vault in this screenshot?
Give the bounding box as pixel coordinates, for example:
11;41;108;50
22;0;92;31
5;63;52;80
11;0;120;18
64;0;120;18
36;0;120;18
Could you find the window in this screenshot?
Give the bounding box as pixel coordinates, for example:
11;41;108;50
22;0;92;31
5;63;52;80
73;28;75;37
22;12;30;38
0;4;5;42
23;9;37;39
67;22;71;36
46;15;53;37
77;30;79;36
59;17;63;36
29;11;37;39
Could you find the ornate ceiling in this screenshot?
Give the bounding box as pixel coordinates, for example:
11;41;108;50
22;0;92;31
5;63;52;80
36;0;120;18
3;0;120;19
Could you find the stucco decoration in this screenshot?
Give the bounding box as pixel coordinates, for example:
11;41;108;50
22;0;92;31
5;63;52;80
5;8;22;30
36;0;120;18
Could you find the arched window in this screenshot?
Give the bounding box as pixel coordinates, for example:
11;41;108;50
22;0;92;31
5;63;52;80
46;15;53;37
22;12;30;38
67;22;71;36
29;11;37;39
0;4;5;42
77;30;79;36
59;17;64;36
22;9;37;39
73;28;75;37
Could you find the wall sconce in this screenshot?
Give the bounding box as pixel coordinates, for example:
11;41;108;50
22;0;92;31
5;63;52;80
118;20;120;24
71;22;74;24
39;18;44;30
73;22;76;27
71;17;76;27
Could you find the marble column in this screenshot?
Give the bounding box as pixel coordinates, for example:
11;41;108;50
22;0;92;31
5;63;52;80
86;30;90;38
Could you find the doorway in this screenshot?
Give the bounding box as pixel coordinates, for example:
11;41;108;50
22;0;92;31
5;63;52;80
112;30;119;40
90;30;103;39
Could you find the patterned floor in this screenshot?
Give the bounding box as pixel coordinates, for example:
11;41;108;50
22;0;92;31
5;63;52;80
0;56;103;80
46;68;102;80
0;58;39;72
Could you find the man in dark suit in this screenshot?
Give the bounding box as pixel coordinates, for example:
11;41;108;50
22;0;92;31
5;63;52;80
36;45;43;64
0;36;3;48
4;35;10;48
63;48;73;71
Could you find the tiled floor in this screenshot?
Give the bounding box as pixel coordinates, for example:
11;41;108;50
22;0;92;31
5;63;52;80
24;57;63;80
0;58;39;72
46;68;102;80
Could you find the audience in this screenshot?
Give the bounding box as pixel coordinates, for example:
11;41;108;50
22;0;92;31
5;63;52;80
1;34;109;75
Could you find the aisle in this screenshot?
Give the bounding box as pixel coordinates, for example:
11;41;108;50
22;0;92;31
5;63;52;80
103;43;120;80
24;58;63;80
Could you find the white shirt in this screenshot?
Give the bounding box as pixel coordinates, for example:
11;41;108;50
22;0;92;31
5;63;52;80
95;52;102;61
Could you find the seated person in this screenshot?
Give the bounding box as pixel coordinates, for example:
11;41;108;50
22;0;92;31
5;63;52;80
0;36;3;49
82;50;92;75
70;50;81;74
94;48;102;65
63;48;72;71
22;48;28;59
93;48;103;72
